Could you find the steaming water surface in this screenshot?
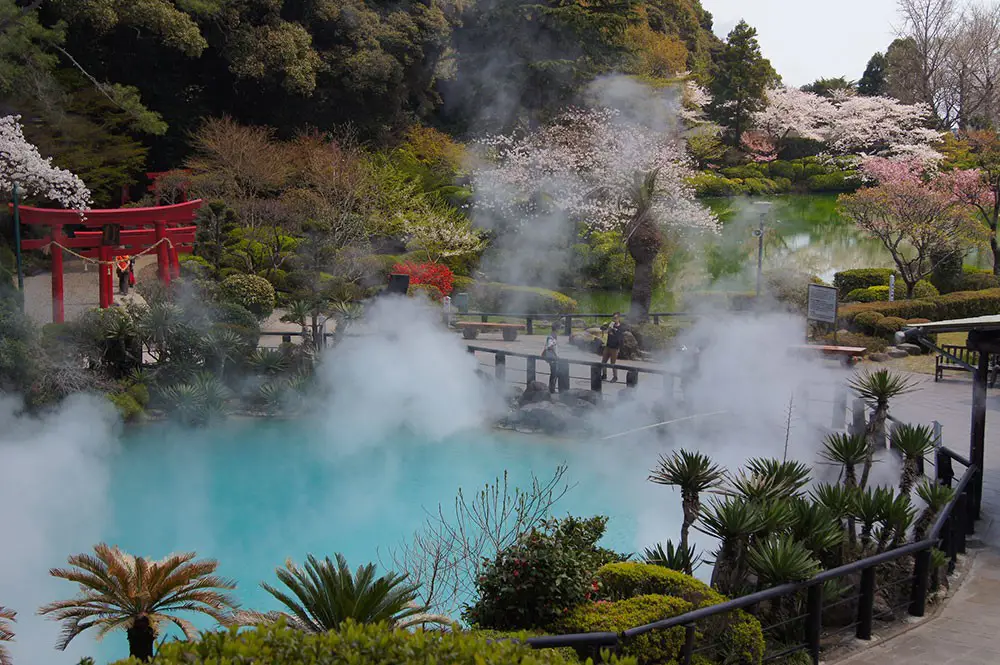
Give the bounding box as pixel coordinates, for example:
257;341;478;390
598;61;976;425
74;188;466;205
90;419;672;662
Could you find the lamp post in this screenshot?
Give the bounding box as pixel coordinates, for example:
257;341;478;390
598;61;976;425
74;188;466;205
12;182;24;308
752;201;772;299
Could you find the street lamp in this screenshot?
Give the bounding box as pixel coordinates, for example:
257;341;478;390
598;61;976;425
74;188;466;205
752;201;772;299
12;182;24;297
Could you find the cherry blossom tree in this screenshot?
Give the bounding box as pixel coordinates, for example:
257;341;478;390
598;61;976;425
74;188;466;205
753;87;832;145
739;131;778;163
937;131;1000;274
840;161;984;297
0;115;91;211
472;107;717;321
825;96;943;160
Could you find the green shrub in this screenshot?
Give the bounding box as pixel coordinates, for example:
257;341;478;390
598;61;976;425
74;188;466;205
470;283;577;315
452;275;475;293
833;269;896;298
845;285;889;303
126;383;150;408
852;311;884;334
839;287;1000;325
631;323;682;352
470;630;580;663
689;173;745;197
806;172;859;192
464;516;624;631
593;564;764;665
107;392;143;423
721;165;765;179
213;302;261;332
559;596;690;664
220;274;275;319
929;249;964;294
914;280;941;298
408;283;445;302
958;270;1000;292
820;331;887;352
111;621;600;665
874;316;907;339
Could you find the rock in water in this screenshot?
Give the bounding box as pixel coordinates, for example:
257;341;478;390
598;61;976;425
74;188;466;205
520;381;552;405
557;389;600;406
515;402;576;434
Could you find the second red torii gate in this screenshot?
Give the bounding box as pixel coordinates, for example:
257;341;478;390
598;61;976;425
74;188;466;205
16;200;202;323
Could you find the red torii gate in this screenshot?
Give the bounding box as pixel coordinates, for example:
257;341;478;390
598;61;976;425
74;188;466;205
15;200;202;323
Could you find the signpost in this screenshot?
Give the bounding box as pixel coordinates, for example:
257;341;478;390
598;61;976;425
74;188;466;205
807;283;839;342
889;274;895;302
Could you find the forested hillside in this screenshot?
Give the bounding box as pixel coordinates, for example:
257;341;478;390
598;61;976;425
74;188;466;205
0;0;722;197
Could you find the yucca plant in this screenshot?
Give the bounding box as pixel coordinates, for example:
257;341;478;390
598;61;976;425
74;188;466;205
891;424;935;496
643;540;701;573
848;369;915;488
789;499;844;564
236;554;437;633
38;544;238;661
878;491;916;552
649;450;725;570
158;383;207;426
0;606;14;665
914;480;955;540
820;433;868;489
192;372;232;416
811;482;858;552
754;499;796;540
202;328;246;376
852;486;895;550
929;548;949;591
747;535;820;587
248;348;290;376
280;301;311;339
745;458;812;497
697;496;763;595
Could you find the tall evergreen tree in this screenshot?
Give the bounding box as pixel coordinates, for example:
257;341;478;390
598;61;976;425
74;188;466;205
708;20;779;145
858;52;888;96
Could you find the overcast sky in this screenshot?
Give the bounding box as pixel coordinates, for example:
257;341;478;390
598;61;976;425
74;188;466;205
702;0;900;87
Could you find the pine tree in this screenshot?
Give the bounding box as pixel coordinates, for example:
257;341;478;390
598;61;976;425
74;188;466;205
708;20;779;145
858;52;888;96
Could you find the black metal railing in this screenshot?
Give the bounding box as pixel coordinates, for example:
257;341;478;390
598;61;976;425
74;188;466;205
454;311;693;335
514;448;978;665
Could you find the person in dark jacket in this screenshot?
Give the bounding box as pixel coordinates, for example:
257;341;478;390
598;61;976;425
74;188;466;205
541;322;560;393
600;312;623;382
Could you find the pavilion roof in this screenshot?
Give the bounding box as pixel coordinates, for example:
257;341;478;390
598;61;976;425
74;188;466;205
905;315;1000;334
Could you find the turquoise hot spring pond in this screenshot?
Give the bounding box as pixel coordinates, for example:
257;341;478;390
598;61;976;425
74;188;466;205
83;418;673;662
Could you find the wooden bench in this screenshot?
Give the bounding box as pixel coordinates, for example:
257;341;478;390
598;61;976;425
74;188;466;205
455;321;525;341
790;344;867;367
935;345;1000;385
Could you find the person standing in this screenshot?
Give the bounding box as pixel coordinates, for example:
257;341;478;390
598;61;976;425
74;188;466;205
541;322;560;394
601;312;623;382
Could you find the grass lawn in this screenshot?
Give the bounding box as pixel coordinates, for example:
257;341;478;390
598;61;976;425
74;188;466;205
865;331;968;375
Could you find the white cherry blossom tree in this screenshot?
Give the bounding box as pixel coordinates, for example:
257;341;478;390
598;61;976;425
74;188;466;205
0;115;91;211
753;87;832;144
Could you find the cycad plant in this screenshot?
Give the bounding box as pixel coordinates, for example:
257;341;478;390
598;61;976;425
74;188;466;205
745;458;812;497
848;369;915;488
697;496;763;595
38;544;238;661
238;554;439;633
812;482;858;552
891;424;935;495
747;535;820;588
789;499;844;565
877;491;916;552
248;348;290;376
914;480;955;540
852;486;895;551
649;450;725;572
0;606;14;665
643;540;700;573
820;433;868;490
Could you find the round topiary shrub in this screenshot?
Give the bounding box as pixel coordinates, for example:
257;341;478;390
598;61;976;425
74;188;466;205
220;274;275;320
958;271;1000;292
845;285;889;303
852;311;884;334
558;595;691;664
874;316;907;339
407;283;445;302
913;280;939;299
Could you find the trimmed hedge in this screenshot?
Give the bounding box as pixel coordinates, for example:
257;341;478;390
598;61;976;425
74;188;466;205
112;622;601;665
958;269;1000;292
452;275;475;294
470;282;577;315
820;331;887;352
220;274;275;320
839;288;1000;327
408;283;445;302
833;269;897;299
844;280;937;303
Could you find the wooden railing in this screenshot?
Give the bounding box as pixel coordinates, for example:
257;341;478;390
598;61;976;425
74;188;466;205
454;311;693;335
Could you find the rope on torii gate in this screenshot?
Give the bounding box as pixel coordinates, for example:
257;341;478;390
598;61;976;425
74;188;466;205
28;237;178;266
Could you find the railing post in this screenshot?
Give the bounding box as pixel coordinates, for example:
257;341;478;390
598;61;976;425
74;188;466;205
806;584;822;665
851;399;866;436
832;388;846;430
481;313;488;323
955;491;968;555
591;364;603;392
626;368;639;388
965;470;977;536
856;566;876;640
495;351;506;382
563;315;572;336
909;548;932;617
558;360;570;392
936;449;954;488
526;357;536;385
653;314;661;325
526;317;533;335
680;624;696;665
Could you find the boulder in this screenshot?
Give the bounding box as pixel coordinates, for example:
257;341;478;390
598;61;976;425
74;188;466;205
868;352;890;362
519;381;552;405
618;331;640;360
897;343;923;356
586;327;604;338
569;332;601;354
886;347;909;359
511;402;576;434
558;388;601;406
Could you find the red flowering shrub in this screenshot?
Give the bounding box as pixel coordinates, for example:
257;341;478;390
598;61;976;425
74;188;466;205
391;261;454;296
463;516;627;631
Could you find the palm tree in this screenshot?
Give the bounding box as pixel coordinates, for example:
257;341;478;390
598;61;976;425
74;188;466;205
280;300;311;342
891;424;935;495
622;169;663;323
914;481;955;540
649;449;725;570
236;554;441;633
0;606;15;665
820;433;868;490
38;544;238;661
696;496;763;595
849;369;915;489
643;540;700;573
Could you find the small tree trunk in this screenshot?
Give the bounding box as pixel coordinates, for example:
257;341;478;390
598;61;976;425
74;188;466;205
127;616;156;661
859;406;886;489
905;279;916;299
992;234;1000;277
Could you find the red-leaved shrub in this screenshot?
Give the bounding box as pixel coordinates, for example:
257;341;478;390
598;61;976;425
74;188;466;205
391;262;454;296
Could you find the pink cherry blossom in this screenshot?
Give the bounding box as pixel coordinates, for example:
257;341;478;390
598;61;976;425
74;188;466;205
0;115;91;212
754;87;832;143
